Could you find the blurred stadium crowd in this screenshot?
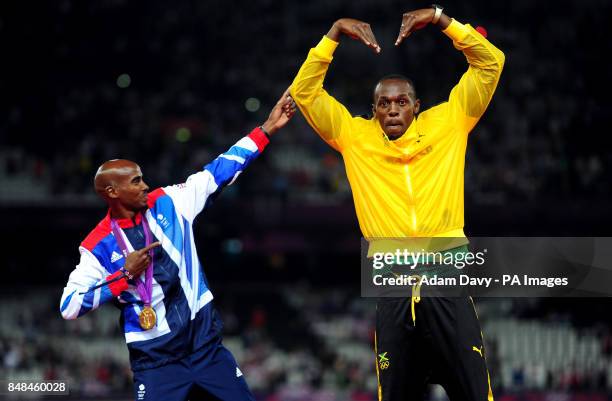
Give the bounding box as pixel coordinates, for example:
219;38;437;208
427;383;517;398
1;0;612;400
2;288;612;400
0;0;610;206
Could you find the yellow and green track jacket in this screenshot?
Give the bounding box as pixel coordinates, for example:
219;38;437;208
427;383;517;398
291;19;504;252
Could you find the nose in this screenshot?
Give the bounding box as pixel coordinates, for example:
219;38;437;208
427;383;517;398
142;181;150;192
389;101;400;116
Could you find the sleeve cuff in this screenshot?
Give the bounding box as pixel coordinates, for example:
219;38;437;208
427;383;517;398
248;127;270;153
316;35;339;58
442;19;470;42
106;270;129;297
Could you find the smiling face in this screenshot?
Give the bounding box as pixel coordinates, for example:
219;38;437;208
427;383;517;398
111;164;149;210
373;78;420;140
94;159;150;211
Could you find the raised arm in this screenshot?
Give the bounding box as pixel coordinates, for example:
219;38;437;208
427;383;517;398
395;7;505;133
161;91;296;222
290;19;380;152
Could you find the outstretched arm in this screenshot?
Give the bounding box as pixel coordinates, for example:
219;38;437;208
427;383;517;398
160;91;296;221
395;7;505;133
290;19;380;152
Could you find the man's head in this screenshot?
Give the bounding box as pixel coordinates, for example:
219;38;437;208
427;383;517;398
94;159;149;211
372;74;420;140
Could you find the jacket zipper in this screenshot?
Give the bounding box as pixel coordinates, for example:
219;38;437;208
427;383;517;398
174;304;184;325
404;163;418;235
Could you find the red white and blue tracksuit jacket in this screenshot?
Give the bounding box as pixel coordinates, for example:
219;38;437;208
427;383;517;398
60;128;268;371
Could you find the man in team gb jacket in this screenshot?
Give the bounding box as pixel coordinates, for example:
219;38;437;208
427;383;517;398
60;91;295;401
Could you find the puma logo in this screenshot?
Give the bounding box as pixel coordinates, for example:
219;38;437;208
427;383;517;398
472;345;483;357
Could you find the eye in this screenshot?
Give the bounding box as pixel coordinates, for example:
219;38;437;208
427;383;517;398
379;100;389;108
399;99;407;106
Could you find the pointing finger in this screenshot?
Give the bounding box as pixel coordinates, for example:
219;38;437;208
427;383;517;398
141;241;161;253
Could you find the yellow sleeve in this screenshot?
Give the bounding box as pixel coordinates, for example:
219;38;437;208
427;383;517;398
443;19;505;133
290;36;354;152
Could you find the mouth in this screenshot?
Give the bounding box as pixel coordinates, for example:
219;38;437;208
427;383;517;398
385;119;403;128
385;121;405;134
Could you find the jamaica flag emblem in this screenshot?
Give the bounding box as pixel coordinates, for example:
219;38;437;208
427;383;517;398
378;352;390;370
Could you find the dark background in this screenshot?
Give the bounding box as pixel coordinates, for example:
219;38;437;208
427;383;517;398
0;0;611;400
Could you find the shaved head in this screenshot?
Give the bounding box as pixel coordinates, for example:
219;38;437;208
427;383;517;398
373;74;417;103
93;158;149;213
94;159;141;198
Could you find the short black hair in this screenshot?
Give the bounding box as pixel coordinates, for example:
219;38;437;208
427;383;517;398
373;74;417;102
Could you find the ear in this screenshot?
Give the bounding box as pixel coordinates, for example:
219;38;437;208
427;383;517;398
414;99;421;115
106;185;119;199
371;103;376;116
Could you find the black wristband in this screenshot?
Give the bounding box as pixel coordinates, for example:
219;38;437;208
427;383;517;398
259;125;271;139
120;267;134;280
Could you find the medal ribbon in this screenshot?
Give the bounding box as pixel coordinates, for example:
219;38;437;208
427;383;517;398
110;214;154;308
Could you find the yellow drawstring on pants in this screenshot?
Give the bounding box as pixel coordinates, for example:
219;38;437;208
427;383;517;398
410;275;422;326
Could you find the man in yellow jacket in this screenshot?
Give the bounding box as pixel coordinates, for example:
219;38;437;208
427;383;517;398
291;5;504;401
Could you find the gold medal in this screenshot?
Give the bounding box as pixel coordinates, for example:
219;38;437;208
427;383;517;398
139;306;157;330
